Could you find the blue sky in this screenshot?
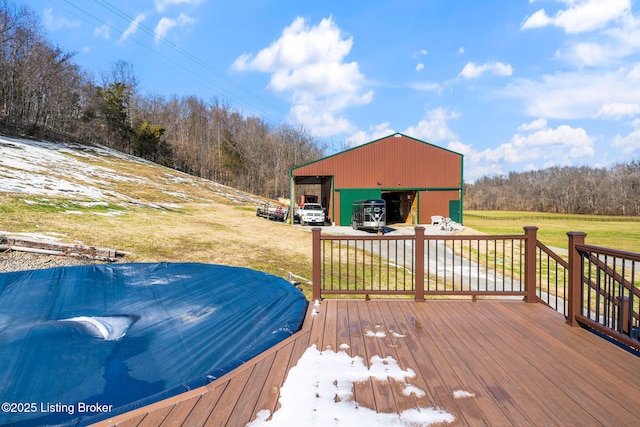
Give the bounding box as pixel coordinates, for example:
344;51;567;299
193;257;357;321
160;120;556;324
29;0;640;182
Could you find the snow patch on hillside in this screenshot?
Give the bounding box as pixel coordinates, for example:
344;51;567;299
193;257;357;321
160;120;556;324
0;136;264;206
0;136;146;200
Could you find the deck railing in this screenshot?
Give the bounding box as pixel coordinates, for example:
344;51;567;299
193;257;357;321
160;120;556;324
535;236;569;315
311;226;640;351
568;234;640;351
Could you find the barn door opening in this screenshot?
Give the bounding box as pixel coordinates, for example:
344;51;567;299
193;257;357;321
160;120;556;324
382;191;417;224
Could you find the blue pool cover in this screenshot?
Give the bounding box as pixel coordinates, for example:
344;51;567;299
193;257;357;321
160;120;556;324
0;263;308;426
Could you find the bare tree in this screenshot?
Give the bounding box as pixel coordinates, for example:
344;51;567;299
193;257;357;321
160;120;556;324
465;163;640;216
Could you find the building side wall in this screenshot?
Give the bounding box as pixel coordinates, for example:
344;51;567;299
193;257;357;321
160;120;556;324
419;190;460;222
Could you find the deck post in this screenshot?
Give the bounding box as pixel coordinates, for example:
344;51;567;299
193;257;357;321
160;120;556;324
414;226;425;302
523;226;538;303
312;227;322;301
567;231;587;327
619;296;631;335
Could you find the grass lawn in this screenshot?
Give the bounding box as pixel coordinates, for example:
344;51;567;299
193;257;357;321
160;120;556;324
464;210;640;252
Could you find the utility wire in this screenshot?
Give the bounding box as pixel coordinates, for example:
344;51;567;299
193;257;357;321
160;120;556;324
48;0;288;124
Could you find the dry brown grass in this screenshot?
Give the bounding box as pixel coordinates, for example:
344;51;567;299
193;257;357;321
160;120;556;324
1;196;315;285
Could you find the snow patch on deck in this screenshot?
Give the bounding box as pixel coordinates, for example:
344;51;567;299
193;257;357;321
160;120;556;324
248;344;455;426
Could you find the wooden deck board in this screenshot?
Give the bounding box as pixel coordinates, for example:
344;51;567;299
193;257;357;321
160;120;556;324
366;300;422;414
246;340;296;422
180;384;225;426
483;301;640;424
381;302;470;421
95;299;640;427
202;366;254;427
225;352;277;425
435;301;572;425
358;299;399;414
320;297;338;351
157;395;200;427
400;301;529;426
347;301;377;411
133;404;173;427
376;301;488;426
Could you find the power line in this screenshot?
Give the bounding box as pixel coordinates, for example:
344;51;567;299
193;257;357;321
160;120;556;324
48;0;289;124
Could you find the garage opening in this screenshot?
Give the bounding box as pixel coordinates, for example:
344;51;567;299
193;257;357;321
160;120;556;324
381;191;417;224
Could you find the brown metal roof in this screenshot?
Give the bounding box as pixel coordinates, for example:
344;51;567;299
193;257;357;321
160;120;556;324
291;133;462;189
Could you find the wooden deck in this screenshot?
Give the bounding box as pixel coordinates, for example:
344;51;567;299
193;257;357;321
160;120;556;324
97;299;640;426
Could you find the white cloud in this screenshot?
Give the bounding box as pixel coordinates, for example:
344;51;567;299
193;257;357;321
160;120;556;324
232;16;371;137
612;128;640;153
561;42;609;66
447;140;474;156
521;9;552;30
154;0;202;13
521;0;631;34
458;47;464;54
94;24;110;40
43;8;81;31
553;15;640;67
459;61;513;79
595;103;640;119
409;82;442;93
346;123;396;147
629;64;640;80
482;122;593;165
518;118;548;131
346;108;461;156
503;68;640;119
403;108;460;144
154;13;195;43
119;13;146;43
605;19;640;57
416;63;425;72
289;103;355;138
460;120;595;181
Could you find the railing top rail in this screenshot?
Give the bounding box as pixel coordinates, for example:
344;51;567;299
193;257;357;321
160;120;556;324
318;234;416;241
315;230;527;242
421;233;527;241
536;240;569;268
575;243;640;262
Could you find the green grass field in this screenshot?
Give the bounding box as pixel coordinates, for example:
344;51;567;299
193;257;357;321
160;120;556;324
464;210;640;252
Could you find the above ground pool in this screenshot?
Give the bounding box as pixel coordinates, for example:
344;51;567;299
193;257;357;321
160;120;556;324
0;262;308;426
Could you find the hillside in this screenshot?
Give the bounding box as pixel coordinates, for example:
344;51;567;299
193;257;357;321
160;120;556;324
0;136;314;289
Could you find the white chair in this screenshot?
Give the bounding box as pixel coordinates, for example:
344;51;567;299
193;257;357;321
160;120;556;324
431;215;444;225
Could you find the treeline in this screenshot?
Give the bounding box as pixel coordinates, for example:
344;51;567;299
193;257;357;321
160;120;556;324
0;1;322;198
465;162;640;216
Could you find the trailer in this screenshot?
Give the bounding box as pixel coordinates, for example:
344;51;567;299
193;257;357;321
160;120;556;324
256;203;288;222
351;199;386;233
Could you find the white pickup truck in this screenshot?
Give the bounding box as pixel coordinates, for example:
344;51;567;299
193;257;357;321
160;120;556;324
297;203;325;225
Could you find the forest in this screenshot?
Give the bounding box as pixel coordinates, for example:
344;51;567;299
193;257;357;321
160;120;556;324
465;163;640;216
1;1;639;215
